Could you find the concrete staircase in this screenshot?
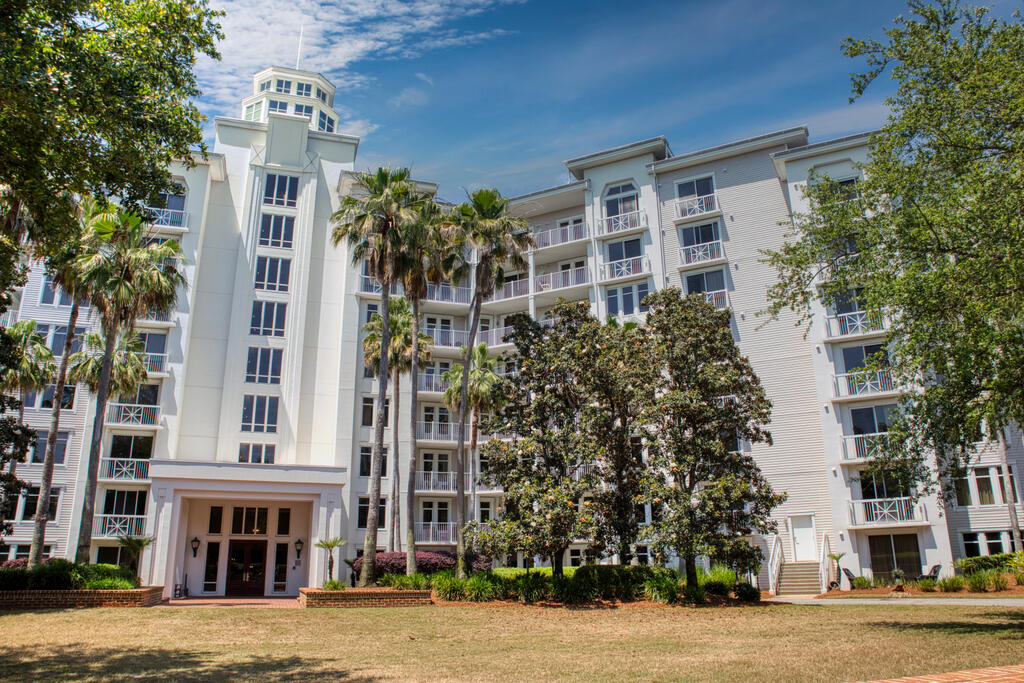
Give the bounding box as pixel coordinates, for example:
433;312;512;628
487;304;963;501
776;561;820;596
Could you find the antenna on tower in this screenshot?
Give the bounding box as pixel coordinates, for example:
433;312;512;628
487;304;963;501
295;24;304;70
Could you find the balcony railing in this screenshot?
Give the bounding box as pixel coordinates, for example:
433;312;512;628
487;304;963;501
358;276;400;295
417;374;449;393
138;309;171;323
105;402;160;427
833;369;895;398
415;521;457;543
425;282;472;305
535;266;590;292
699;289;728;310
572;463;599;481
0;311;16;328
600;210;646;236
144;353;168;374
488;279;529;302
425;327;469;349
416;470;459;492
100;457;151;481
600;256;651;282
849;497;925;526
674;194;718;220
93;514;147;538
146;207;189;229
477;325;514;347
533;222;588;249
825;310;887;338
416;420;455;441
679;240;724;267
841;432;894;461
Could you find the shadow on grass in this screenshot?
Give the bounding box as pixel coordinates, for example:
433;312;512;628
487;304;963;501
0;645;377;681
872;611;1024;639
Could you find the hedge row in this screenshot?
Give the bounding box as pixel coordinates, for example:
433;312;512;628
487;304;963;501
955;552;1023;576
0;560;139;591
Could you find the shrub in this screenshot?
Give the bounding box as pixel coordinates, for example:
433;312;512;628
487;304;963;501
27;559;83;590
551;574;590;604
733;582;761;603
937;576;965;592
852;576;872;590
871;575;888;588
82;564;138;586
393;573;430;590
990;571;1009;592
917;578;937;592
704;565;737;586
433;572;466;601
513;572;551;603
85;577;136;590
1014;571;1024;587
702;580;729;597
463;574;496;602
643;574;681;604
572;564;663;601
376;573;399;587
352;551;492;579
322;579;345;591
966;571;991;593
0;568;28;591
683;584;706;605
955;553;1017;576
0;557;53;570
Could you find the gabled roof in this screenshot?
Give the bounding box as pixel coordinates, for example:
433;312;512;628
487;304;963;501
564;137;671;180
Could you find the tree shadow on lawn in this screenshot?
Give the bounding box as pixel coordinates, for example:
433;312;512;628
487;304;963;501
0;645;377;681
871;611;1024;640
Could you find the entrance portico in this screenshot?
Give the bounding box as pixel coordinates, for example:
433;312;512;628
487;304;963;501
142;459;346;599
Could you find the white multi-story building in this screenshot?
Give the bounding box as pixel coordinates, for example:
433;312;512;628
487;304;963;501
2;66;1020;597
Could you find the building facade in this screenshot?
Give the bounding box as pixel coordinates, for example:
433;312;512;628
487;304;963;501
3;66;1021;597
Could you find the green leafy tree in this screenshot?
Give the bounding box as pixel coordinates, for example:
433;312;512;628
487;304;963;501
315;537;346;583
642;289;783;587
0;345;36;538
449;189;531;577
468;307;597;576
0;319;55;429
762;0;1024;550
362;297;431;552
332;167;426;586
71;209;184;563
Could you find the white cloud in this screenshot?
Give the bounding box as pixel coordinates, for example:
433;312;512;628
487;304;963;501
389;87;430;109
415;72;434;86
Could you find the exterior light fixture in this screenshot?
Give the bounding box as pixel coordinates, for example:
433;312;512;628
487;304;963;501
295;538;304;559
190;537;200;557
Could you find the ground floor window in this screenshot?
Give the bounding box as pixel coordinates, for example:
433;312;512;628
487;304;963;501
231;506;268;535
358;497;387;528
962;531;1013;557
273;542;288;592
203;542;220;592
868;533;921;580
8;544;51;560
569;548;582;567
96;546;124;566
635;545;649;565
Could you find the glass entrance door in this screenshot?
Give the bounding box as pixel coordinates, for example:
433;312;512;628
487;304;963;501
226;540;267;596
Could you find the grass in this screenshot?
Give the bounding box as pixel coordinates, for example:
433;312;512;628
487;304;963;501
1;604;1023;681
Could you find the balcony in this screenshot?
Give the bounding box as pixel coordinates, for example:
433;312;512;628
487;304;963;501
105;403;161;428
696;289;728;310
533;222;589;250
598;210;646;237
416;420;456;442
425;327;470;350
673;194;719;222
146;207;189;230
415;521;457;544
93;514;147;538
478;325;514;347
0;311;16;328
679;240;725;269
572;463;599;481
100;457;151;481
425;282;471;305
600;256;651;283
488;279;529;302
357;275;400;296
137;309;173;327
415;470;459;492
832;369;896;400
417;374;449;393
144;353;169;375
825;310;887;339
841;432;894;463
534;266;590;293
848;497;927;527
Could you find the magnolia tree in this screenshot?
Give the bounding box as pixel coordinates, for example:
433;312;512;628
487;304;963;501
641;289;785;586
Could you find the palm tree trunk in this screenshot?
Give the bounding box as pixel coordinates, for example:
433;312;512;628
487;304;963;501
406;297;420;575
360;284;390;586
388;369;401;553
11;389;25;478
997;428;1023;552
470;407;479;523
454;296;483;578
74;325;118;564
29;299;79;567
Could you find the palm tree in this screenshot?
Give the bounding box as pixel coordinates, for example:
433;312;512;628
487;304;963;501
0;320;55;429
361;297;431;552
116;535;153;575
68;331;149;395
315;536;346;583
449;189;531;577
332;167;425;586
29;197;107;567
71;208;184;563
442;342;506;526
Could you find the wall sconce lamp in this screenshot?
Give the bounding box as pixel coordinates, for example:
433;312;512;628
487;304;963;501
295;538;304;559
190;537;200;557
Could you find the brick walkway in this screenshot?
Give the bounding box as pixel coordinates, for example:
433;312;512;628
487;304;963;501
868;664;1024;682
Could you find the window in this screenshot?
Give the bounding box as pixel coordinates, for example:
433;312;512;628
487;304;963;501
479;500;491;523
30;431;70;464
607;237;642;264
50;325;87;355
245;347;283;384
962;531;1008;558
103;489;145;516
25;385;76;411
203;542;220;592
955;466;1020;507
606;281;650;317
273;542;288;592
110;434;153;461
954;477;973;507
137;332;167;355
19;486;60;521
365;303;378;325
209;506;223;534
996;466;1020;504
40;275;72;306
842;343;888;373
317;111;335;133
680;221;719;248
357;497;387;528
244;102;263;121
258;80;271;92
268;99;287;114
569;548;582;567
850;405;895;435
250;301;286;336
685;269;726;295
259;214;295;248
421;500;449;523
294;104;313;119
238;443;276;464
121;383;158;406
604;182;638;217
277;508;290;535
859;474;910;500
231;506;269;534
263;174;299;208
422;452;449;473
254;256;291;292
976;468;996;505
295;82;311;97
274;79;291;94
360;397;389;427
358;445;388;477
11;544;50;560
96;546;123;565
241;395;279;433
316;87;328;103
677;175;714;200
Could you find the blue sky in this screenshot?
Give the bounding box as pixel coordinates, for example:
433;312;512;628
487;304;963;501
193;0;993;201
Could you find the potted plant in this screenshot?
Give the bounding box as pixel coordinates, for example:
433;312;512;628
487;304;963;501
827;552;845;590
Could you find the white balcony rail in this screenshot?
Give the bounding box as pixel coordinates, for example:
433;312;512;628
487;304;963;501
488;279;529;301
425;327;469;349
144;352;168;374
767;533;783;595
100;457;150;481
701;289;728;310
417;374;449;393
425;282;472;305
478;325;514;347
572;463;599;481
533;222;588;249
415;470;458;492
674;193;718;220
146;207;189;229
849;497;925;526
93;514;147;538
600;210;645;235
106;402;160;427
833;369;895;398
416;420;455;441
0;311;16;328
535;266;590;292
825;310;887;338
415;521;457;543
841;432;894;461
679;240;724;266
600;256;650;281
359;275;400;295
139;309;171;322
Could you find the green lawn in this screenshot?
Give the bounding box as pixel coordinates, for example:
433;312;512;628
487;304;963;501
0;603;1021;681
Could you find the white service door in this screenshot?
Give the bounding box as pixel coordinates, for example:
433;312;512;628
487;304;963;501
791;515;816;561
